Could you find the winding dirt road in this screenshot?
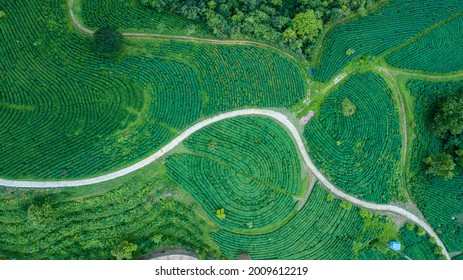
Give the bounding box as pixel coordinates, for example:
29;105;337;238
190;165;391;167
0;108;450;259
0;0;450;259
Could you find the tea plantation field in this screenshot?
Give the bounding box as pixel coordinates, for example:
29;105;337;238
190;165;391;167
0;162;223;259
406;80;463;253
1;0;463;261
304;73;403;204
166;116;306;231
0;0;305;180
213;183;442;260
386;15;463;73
313;0;463;82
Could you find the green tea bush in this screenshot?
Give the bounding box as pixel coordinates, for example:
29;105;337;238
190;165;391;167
212;185;363;259
314;0;463;82
386;16;463;73
407;80;463;252
304;73;402;203
0;0;305;179
166;117;304;230
0;169;222;259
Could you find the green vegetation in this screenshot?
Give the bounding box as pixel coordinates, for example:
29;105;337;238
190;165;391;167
166;117;305;231
433;95;463;137
94;26;124;56
409;81;463;180
0;0;305;180
355;213;398;258
340;201;353;211
0;163;223;259
78;0;212;37
313;0;463;82
283;10;322;46
216;208;226;220
418;94;463;180
212;184;365;259
346;48;355;56
304;73;403;203
341;98;357;117
400;226;445;260
141;0;383;57
212;184;440;259
423;154;455;180
407;80;463;252
111;241;138;260
386;16;463;73
3;0;463;261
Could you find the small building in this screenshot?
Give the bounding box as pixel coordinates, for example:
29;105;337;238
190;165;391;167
389;241;402;251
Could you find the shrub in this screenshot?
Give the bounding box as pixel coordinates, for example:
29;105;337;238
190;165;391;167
405;223;415;231
216;208;226;220
423;153;455;180
94;26;124;56
342;98;357;117
340;201;353;211
111;241;138;260
304;73;402;203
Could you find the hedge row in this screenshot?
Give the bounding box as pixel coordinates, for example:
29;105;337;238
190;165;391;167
166;117;304;230
407;80;463;252
304;73;402;204
386;16;463;73
0;0;305;179
314;0;463;82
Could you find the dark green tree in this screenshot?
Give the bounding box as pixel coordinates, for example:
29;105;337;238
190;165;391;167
283;10;322;43
423;153;455;180
94;26;124;56
434;95;463;137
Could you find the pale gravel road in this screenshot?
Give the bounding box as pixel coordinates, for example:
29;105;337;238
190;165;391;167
0;109;450;259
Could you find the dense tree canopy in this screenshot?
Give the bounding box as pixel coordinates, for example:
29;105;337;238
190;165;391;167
94;26;124;56
423;153;456;180
421;94;463;180
283;9;322;47
141;0;383;57
434;95;463;137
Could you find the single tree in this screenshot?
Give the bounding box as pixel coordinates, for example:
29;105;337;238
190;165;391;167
423;153;455;180
342;98;357;117
283;10;322;43
434;95;463;137
94;26;124;56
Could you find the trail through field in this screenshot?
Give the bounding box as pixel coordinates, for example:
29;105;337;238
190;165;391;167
376;67;410;197
67;0;298;63
320;71;352;95
3;0;448;259
390;69;463;80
